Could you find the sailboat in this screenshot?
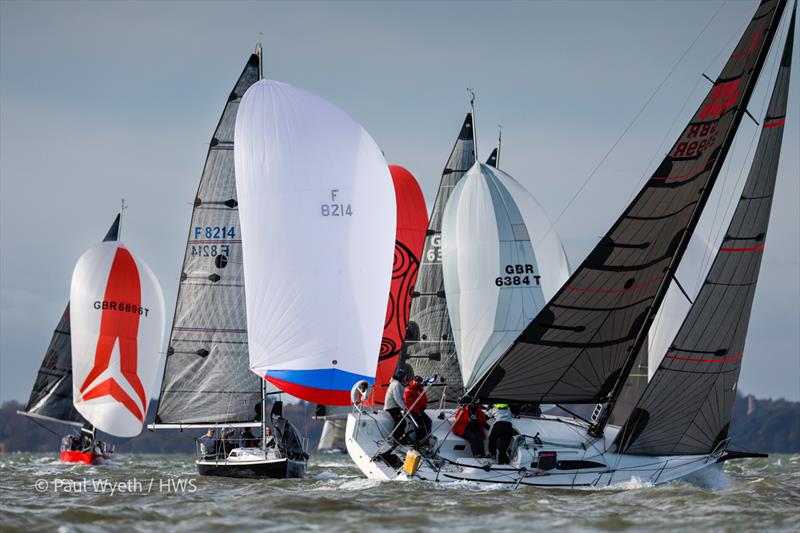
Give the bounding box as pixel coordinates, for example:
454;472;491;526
149;50;308;479
18;215;121;464
346;0;793;486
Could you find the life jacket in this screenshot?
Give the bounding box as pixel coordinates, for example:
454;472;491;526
453;406;487;436
403;383;428;414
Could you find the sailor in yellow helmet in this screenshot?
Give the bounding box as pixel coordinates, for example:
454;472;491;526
489;403;515;464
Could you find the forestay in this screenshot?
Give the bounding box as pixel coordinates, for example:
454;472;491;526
154;53;261;426
471;0;787;406
617;7;794;456
71;242;166;437
442;163;569;390
21;215;120;426
235;79;396;406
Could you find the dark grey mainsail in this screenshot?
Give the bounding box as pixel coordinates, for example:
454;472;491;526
154;53;262;427
20;214;120;426
470;0;787;428
397;113;476;404
616;8;794;456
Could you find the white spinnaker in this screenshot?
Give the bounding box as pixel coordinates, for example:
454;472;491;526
234;79;396;398
442;163;570;389
71;241;165;437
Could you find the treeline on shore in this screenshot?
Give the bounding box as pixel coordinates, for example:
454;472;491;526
1;400;324;454
1;392;798;454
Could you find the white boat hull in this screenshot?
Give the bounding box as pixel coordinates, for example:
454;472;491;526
345;409;724;488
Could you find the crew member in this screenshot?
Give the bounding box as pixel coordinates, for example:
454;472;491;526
384;369;408;446
453;403;489;457
198;428;216;458
263;426;276;448
240;427;258;448
404;375;432;445
488;403;516;464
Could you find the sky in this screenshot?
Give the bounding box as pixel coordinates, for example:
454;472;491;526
1;0;798;404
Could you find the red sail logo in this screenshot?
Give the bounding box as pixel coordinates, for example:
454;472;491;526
79;248;147;421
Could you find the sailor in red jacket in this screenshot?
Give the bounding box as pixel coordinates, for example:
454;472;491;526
403;375;432;445
452;403;489;457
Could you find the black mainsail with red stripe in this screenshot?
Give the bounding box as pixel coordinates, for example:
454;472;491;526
397;113;476;404
616;6;795;456
154;53;261;426
470;0;788;437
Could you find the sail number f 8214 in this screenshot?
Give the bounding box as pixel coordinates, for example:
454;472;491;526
321;189;352;216
496;264;540;287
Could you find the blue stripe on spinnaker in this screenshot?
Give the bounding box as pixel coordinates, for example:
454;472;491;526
265;368;374;391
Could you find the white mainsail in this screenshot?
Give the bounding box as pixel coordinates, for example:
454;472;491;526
70;241;166;437
442;163;570;390
234;79;396;405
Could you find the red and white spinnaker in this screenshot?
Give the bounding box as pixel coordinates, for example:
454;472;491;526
70;241;165;437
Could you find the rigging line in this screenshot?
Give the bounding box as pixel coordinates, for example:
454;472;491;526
25;416;63;438
541;0;730;243
673;276;695;305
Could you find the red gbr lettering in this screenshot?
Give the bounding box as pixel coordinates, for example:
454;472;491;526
699;80;741;120
673;122;718;158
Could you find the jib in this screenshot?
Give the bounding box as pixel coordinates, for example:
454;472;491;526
505;264;535;274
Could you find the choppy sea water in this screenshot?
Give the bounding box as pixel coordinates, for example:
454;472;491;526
1;453;798;532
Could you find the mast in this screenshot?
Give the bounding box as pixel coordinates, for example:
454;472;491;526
118;198;127;241
496;126;501;169
256;42;263;80
261;378;267;450
592;0;789;436
468;89;478;160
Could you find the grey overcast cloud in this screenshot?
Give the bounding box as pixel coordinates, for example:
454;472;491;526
1;0;798;404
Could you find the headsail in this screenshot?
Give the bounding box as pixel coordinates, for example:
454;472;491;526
154;53;262;426
71;241;166;437
470;0;788;423
396;113;476;405
370;165;428;406
235;79;396;406
616;7;795;455
20;215;120;426
442;163;570;390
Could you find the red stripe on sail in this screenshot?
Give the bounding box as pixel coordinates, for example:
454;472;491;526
81;377;144;421
79;247;147;415
368;165;428;406
719;244;765;252
665;353;743;364
763;119;785;128
265;376;353;406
